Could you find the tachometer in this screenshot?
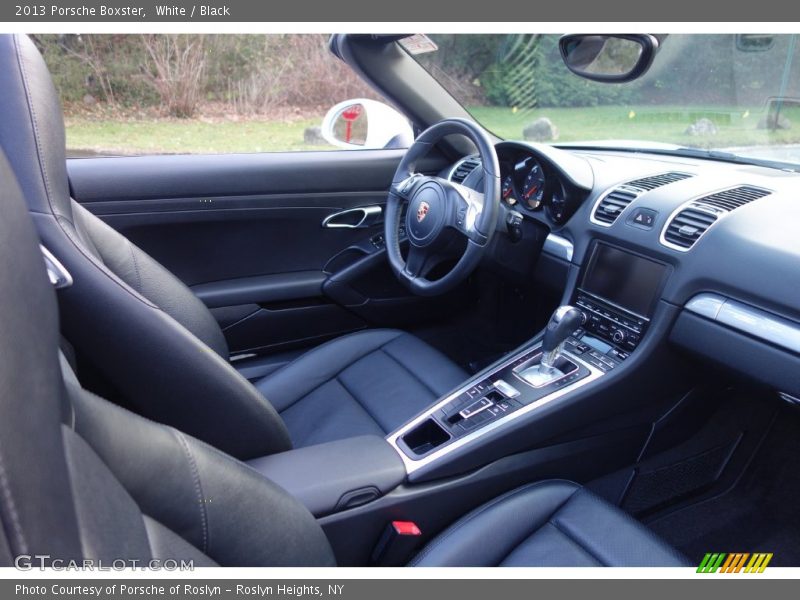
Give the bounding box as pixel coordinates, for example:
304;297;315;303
521;161;545;210
502;175;517;205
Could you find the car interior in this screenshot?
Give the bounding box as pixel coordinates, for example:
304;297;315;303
1;32;799;568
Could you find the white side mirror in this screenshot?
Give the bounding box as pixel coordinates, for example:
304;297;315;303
321;99;414;150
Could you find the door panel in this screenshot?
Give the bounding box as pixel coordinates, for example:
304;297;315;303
67;149;457;355
91;196;387;286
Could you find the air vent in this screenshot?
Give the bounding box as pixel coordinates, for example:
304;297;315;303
593;189;637;224
450;156;480;184
663;208;718;249
661;186;771;251
694;186;770;211
626;171;693;192
592;172;693;226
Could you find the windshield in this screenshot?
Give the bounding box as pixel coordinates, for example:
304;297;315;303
410;34;800;167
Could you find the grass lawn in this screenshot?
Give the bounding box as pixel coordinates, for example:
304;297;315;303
64;105;800;156
472;105;800;148
65;114;331;156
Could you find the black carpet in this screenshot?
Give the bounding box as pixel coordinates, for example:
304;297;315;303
647;406;800;566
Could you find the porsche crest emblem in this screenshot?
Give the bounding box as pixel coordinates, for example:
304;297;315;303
417;201;430;222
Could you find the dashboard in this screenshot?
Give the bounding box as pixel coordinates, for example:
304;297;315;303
443;139;800;399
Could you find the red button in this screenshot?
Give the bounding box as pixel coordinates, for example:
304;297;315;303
392;521;422;536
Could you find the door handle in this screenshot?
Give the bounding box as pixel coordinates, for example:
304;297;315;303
322;206;382;229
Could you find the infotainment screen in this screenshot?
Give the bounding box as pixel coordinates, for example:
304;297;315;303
581;244;667;317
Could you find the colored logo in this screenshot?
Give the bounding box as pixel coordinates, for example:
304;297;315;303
697;552;773;573
417;201;430;222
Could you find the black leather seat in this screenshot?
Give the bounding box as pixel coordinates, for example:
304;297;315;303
255;329;467;448
0;152;689;567
0;33;466;460
410;481;688;566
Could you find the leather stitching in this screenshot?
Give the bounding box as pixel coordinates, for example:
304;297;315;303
73;388;280;523
335;376;386;433
0;449;29;556
379;344;440;398
547;517;606;566
268;330;404;412
172;430;209;554
408;481;579;566
127;239;143;292
54;213;159;309
13;34;63;223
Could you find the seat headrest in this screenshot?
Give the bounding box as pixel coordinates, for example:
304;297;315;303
0;34;73;221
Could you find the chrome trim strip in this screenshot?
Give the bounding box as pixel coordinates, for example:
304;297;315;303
40;245;73;289
386;347;605;474
685;293;800;355
543;233;574;262
684;293;725;320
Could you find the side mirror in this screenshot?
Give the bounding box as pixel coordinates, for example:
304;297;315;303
321;99;414;150
559;34;659;83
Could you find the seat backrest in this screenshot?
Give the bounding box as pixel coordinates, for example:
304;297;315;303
0;152;334;567
0;34;291;460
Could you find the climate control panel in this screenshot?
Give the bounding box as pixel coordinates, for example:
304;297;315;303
574;291;648;353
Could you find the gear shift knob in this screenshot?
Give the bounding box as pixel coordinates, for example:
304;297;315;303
541;305;583;369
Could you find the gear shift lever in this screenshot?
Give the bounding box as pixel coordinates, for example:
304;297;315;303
540;305;584;372
515;305;583;387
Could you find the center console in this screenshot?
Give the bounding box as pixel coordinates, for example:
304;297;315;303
572;243;668;364
388;241;670;476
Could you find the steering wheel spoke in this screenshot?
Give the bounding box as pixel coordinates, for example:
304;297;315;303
444;182;488;245
403;246;434;278
390;173;426;202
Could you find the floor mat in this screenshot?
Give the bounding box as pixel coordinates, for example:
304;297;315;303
647;405;800;566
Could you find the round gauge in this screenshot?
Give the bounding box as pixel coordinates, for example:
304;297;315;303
502;174;517;205
521;161;546;210
547;184;568;223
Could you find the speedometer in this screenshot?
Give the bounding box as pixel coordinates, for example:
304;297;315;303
521;162;545;210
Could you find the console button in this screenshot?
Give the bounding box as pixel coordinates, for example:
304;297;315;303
471;411;491;425
493;379;520;398
587;356;606;369
459;397;493;419
611;348;630;360
459;419;477;431
627;208;658;230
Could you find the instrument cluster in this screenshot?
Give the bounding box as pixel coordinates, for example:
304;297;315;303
500;153;570;224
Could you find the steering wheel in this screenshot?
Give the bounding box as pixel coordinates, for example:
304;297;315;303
385;118;501;296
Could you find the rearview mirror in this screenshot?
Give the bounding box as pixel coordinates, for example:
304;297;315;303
559;34;658;83
321;99;414;150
